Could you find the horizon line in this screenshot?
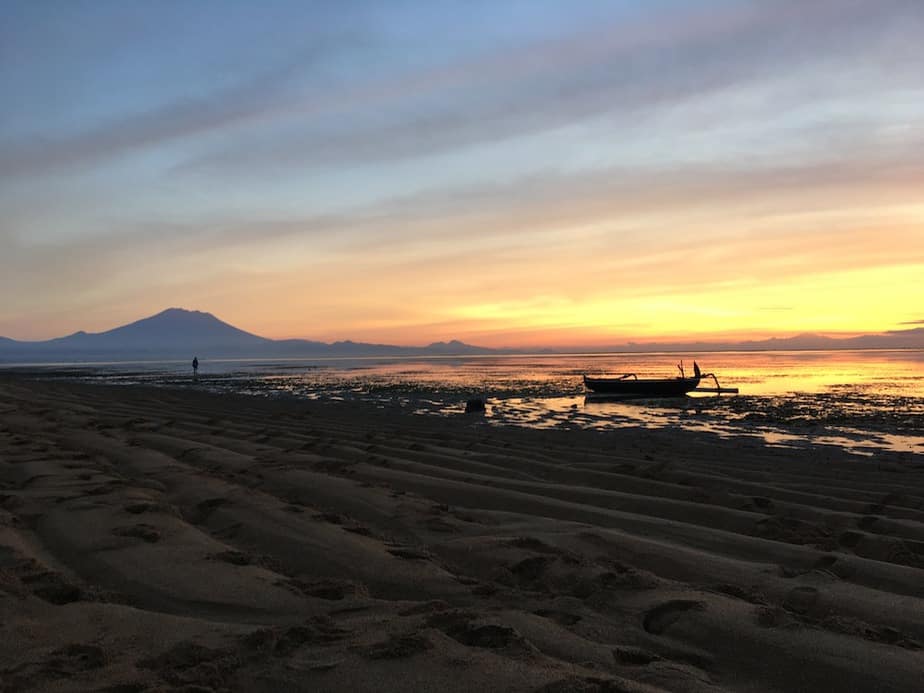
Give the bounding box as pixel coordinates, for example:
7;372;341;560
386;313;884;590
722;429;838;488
0;306;921;352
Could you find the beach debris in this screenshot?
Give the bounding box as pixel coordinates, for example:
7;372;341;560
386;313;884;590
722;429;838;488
465;398;486;414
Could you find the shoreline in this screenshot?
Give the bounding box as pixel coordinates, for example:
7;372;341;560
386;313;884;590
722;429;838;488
6;365;924;459
1;374;923;691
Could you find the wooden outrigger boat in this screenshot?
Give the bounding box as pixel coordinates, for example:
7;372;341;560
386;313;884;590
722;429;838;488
583;361;736;398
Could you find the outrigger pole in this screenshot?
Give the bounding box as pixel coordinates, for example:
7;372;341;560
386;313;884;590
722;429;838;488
692;366;739;395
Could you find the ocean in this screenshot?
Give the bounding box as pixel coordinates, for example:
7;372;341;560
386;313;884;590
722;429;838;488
10;349;923;458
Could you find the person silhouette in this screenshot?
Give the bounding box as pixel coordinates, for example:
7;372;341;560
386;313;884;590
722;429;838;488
192;356;199;379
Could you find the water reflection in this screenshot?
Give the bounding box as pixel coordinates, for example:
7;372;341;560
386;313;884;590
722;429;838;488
12;349;923;456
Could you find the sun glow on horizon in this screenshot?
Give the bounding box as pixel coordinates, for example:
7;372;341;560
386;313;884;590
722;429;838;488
2;2;923;345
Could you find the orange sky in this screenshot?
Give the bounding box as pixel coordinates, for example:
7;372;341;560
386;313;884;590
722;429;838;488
2;2;923;346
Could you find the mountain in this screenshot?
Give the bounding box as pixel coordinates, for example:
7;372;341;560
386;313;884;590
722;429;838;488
51;308;270;351
1;309;922;363
589;329;924;353
0;308;271;360
424;340;495;356
841;327;924;350
0;309;491;361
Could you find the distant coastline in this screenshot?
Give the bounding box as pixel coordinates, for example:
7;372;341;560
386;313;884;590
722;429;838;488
1;307;922;363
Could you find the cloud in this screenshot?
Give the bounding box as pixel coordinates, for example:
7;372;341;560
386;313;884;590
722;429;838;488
177;0;924;174
5;143;922;338
5;1;922;180
0;33;358;179
8;136;924;268
3;0;923;341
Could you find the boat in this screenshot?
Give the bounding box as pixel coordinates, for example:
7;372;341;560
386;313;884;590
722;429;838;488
583;361;703;397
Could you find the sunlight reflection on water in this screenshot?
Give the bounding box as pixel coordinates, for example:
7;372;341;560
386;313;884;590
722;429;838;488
19;350;924;457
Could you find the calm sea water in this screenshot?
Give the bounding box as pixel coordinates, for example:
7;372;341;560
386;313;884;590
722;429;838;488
12;350;924;457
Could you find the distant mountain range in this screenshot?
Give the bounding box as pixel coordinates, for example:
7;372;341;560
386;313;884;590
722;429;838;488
0;308;921;362
589;329;924;354
0;308;495;361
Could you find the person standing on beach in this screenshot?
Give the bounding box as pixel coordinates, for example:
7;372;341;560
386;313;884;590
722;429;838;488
192;356;199;379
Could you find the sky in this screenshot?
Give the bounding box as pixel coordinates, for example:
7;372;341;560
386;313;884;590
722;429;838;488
2;0;923;347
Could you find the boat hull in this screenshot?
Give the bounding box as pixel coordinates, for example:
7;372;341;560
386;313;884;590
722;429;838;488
582;375;701;397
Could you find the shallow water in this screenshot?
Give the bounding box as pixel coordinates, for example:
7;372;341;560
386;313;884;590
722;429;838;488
9;350;924;457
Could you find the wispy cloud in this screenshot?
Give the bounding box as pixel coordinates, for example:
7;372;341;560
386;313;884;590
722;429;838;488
0;33;359;178
5;143;923;340
2;1;923;343
177;0;924;174
4;1;921;180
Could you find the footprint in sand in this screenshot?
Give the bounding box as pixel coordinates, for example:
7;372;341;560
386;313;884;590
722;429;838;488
534;609;582;626
838;530;863;548
452;623;531;651
51;644;107;671
388;547;431;560
399;600;450;617
711;583;766;605
112;523;161;543
471;582;499;596
210;550;253;566
510;556;551;583
508;536;561;553
213;522;242;540
2;643;107;689
866;492;903;515
13;559;83;604
241;619;349;658
755;605;790;628
811;554;853;578
274;623;350;656
280;577;368;600
85;482;124;496
535;675;633;692
424;517;458;533
358;633;433;659
192;497;230;522
613;646;661;665
288;657;343;671
343;524;375;537
642;600;705;635
427;611;536;652
138;641;236;688
574;567;659;599
123;501;179;517
783;586;819;614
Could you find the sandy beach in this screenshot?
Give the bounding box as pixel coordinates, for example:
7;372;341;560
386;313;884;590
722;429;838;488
1;374;922;692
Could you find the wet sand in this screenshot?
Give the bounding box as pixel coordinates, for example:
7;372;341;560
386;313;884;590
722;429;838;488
1;374;923;692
